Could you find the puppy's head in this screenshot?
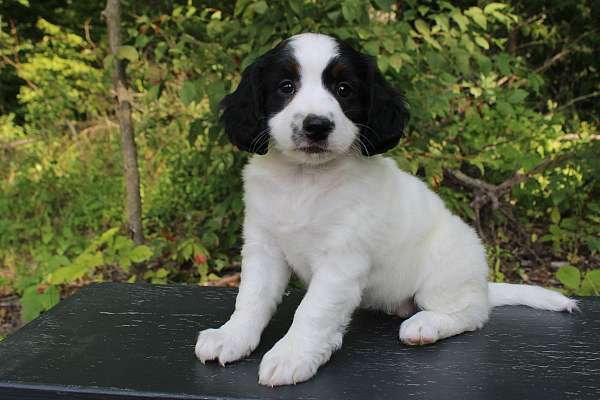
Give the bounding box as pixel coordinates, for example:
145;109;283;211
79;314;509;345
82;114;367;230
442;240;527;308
221;33;409;164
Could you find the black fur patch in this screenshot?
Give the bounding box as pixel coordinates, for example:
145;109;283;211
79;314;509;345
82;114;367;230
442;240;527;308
220;40;300;154
323;39;410;155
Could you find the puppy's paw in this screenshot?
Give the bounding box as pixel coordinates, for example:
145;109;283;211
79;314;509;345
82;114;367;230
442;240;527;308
195;326;258;366
399;312;440;346
258;338;321;386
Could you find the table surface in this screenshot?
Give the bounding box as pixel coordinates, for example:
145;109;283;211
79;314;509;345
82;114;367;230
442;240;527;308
0;283;598;400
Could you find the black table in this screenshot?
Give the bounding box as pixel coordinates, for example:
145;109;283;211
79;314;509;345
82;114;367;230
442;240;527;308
0;283;598;399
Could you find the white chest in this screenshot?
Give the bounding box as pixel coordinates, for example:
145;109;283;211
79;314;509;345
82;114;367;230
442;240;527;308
247;173;362;282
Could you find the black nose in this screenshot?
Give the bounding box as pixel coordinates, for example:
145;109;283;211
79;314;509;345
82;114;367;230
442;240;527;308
302;114;334;141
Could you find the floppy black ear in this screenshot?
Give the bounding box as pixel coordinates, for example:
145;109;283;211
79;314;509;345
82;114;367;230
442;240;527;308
220;58;268;155
360;57;410;156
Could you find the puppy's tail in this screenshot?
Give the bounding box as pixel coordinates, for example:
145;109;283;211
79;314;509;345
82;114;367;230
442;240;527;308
488;282;579;312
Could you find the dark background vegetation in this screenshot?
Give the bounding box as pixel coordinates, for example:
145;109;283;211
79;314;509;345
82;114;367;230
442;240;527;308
0;0;598;338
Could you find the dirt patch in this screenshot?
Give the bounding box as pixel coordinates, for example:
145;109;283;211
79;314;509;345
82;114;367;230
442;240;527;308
0;295;21;338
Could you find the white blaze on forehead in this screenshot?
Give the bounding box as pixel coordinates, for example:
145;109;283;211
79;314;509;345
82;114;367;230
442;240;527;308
289;33;339;82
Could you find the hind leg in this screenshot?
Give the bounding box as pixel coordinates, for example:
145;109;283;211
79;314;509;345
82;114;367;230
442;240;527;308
399;283;490;345
399;269;491;344
399;308;485;345
400;220;491;345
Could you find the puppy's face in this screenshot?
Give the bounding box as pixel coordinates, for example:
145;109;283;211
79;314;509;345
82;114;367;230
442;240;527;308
221;33;409;164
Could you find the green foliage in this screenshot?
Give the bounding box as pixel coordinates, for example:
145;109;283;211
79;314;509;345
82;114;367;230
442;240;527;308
556;266;600;296
1;0;599;324
17;227;154;322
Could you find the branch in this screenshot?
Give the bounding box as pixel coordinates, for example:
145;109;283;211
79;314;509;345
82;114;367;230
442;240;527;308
0;54;39;90
533;48;571;74
557;91;600;111
533;31;594;74
447;153;572;209
508;15;545;55
83;18;97;49
445;153;573;239
0;138;38;149
560;133;600;141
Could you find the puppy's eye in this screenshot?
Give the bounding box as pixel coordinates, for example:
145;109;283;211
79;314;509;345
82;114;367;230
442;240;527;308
336;82;352;98
278;80;295;95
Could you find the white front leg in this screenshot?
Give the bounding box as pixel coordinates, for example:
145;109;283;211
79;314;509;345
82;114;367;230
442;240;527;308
258;253;369;386
195;238;290;365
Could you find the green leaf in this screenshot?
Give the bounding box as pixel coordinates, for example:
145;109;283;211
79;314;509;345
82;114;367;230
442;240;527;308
469;86;483;98
363;41;380;55
433;14;449;31
130;245;153;263
250;1;268;15
47;252;103;284
288;0;303;15
556;266;581;290
423;35;442;50
41;226;54;244
100;227;120;243
484;3;508;14
20;286;44;323
78;252;104;269
155;268;169;278
180;80;203;106
154;42;168;62
188;119;203;146
116;46;139;62
118;254;133;272
181;242;194;260
383;38;395;53
465;7;487;30
373;0;393;11
40;286;60;310
378;56;389;73
585;237;600;253
146;83;163;102
551;207;561;224
496;100;513;115
113;235;134;252
474;36;489;49
47;264;82;285
508;89;528;104
451;12;470;32
47;255;70;272
206;81;226;113
389;54;403;71
495;53;511;75
341;0;357;22
417;6;429;16
414;19;430;36
581;270;600;295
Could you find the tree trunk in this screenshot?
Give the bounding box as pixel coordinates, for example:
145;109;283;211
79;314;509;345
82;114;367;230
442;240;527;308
103;0;144;246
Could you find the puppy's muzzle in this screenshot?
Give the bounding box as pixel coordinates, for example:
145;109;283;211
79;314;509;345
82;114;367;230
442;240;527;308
302;114;334;142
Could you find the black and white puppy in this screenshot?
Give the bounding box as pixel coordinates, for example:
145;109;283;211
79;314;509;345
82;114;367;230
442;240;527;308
195;33;576;386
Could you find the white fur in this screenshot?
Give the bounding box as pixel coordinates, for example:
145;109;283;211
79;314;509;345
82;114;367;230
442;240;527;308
195;33;577;387
489;282;578;311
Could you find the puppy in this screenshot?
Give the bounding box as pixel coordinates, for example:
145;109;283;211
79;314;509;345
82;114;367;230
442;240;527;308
195;33;577;386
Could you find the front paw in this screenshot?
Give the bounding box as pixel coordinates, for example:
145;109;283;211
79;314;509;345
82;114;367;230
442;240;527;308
258;338;323;386
195;325;258;366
